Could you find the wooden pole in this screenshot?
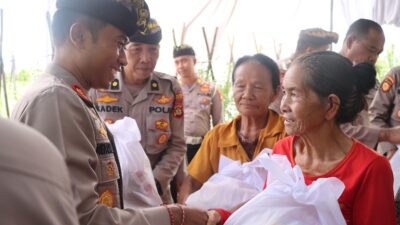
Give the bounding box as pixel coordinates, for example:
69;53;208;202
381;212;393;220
0;9;9;117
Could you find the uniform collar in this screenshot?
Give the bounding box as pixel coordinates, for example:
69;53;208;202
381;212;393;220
218;110;284;148
122;72;162;106
46;63;84;90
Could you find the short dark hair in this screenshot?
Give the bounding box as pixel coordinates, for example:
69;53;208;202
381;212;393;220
292;51;376;124
345;18;384;40
232;53;280;90
51;9;106;47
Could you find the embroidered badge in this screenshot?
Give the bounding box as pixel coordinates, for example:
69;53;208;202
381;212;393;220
201;97;210;105
106;161;115;177
200;83;210;93
155;119;169;131
157;134;168;144
155;95;172;104
172;105;183;118
110;78;120;90
98;190;114;208
72;84;92;104
96;95;119;103
381;75;395;92
151;80;159;91
99;126;108;139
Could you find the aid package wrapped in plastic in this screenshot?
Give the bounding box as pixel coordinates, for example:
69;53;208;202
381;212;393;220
225;154;346;225
107;117;162;208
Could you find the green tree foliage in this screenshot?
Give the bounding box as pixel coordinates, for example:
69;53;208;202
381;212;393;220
375;44;400;82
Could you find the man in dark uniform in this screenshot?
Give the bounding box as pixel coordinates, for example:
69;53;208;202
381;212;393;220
90;18;186;204
12;1;208;225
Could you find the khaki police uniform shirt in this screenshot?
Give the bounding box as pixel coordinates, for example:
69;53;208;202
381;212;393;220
369;66;400;154
89;71;186;204
181;78;223;137
0;118;79;225
11;64;169;225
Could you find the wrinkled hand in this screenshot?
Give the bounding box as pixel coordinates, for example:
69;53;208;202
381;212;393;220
183;206;209;225
207;210;221;225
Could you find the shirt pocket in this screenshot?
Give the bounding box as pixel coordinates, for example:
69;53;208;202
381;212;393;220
146;114;171;154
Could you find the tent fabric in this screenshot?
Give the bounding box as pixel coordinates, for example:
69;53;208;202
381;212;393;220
372;0;400;27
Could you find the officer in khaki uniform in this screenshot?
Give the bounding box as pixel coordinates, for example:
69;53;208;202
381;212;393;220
173;44;224;163
12;1;208;225
90;19;186;204
369;66;400;157
0;118;79;225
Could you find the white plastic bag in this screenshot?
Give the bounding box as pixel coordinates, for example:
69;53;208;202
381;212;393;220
225;154;346;225
185;149;272;209
391;146;400;199
107;117;162;208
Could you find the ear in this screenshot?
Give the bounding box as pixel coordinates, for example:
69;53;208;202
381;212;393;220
325;94;340;121
345;35;356;49
193;57;197;65
69;22;88;49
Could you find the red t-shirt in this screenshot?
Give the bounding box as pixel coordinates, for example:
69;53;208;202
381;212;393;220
273;136;396;225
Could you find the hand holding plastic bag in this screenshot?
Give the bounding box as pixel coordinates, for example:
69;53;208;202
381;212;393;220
107;117;162;208
225;154;346;225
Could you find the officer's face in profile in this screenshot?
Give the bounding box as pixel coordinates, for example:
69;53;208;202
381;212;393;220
174;55;196;78
124;42;160;82
345;29;385;65
79;24;128;89
233;60;278;118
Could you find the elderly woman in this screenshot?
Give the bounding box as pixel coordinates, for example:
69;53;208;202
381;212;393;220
178;53;286;203
273;51;396;224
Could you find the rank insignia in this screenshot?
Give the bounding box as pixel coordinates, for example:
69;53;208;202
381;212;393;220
155;119;169;131
96;95;119;103
106;161;115;177
110;78;120;90
157;134;168;145
98;190;114;208
381;75;395;92
71;84;92;105
200;83;210;93
172;105;183;118
155;95;172;104
151;80;159;91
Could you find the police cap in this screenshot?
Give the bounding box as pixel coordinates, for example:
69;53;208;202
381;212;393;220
56;0;150;36
173;44;196;58
129;18;162;44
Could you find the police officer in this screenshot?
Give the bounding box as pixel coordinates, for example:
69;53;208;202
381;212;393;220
90;18;186;204
369;66;400;158
338;18;386;148
12;1;208;225
270;28;338;114
173;44;224;163
0;118;79;225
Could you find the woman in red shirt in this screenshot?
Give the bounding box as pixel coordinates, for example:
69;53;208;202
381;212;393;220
274;51;396;225
210;51;396;225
